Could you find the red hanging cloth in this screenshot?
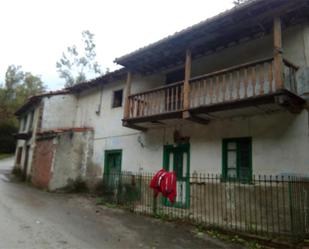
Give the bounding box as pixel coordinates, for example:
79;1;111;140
150;169;177;203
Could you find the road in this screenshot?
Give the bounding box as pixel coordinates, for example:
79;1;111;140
0;157;243;249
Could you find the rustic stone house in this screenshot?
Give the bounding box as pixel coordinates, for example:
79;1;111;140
14;90;93;190
14;0;309;194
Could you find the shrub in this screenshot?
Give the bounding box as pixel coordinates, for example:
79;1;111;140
71;177;88;193
0;121;17;153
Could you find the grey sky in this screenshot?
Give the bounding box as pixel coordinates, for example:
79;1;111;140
0;0;234;90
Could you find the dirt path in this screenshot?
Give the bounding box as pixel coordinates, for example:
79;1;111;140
0;157;244;249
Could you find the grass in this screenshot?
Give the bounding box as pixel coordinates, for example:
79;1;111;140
204;229;264;249
95;197;118;208
0;153;13;160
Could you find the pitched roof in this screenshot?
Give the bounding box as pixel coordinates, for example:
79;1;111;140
66;68;127;93
14;90;70;116
114;0;309;73
15;68;127;116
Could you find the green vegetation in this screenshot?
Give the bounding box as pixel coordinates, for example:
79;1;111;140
59;177;89;193
56;30;107;87
95;197;117;208
153;211;174;221
0;65;46;154
0;153;13;160
11;167;23;181
95;197;105;205
205;229;264;249
0;122;18;153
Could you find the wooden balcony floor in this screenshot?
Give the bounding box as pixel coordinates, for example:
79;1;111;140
123;89;305;131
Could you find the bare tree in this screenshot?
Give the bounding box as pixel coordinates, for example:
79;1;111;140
233;0;248;6
56;30;104;87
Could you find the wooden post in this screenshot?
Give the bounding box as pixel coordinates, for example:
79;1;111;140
124;71;132;119
183;49;192;119
273;17;283;90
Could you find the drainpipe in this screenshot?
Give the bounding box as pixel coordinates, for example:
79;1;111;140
183;49;192;119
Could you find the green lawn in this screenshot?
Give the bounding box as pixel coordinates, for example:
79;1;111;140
0;154;14;160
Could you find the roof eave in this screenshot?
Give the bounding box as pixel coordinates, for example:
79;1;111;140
114;0;264;65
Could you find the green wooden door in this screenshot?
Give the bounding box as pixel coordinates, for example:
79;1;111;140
163;143;190;208
104;150;122;189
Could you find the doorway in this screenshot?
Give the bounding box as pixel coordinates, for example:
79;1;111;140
163;143;190;208
104;150;122;189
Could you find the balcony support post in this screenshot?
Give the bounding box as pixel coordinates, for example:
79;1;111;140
183;49;192;119
124;71;132;120
273;16;284;90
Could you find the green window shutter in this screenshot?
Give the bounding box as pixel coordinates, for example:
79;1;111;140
222;138;252;182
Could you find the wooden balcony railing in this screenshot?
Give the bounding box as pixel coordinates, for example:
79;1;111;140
127;57;298;119
128;81;184;118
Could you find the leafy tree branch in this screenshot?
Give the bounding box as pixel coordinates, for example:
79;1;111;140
56;30;104;87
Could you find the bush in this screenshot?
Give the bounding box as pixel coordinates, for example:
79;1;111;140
11;167;24;180
73;178;88;192
55;177;89;193
0;121;17;153
94;181;105;194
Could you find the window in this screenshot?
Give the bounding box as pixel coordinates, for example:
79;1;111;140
222;137;252;182
28;110;34;131
112;89;123;108
22;116;27;131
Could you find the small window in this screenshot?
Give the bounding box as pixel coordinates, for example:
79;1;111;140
22;116;27;131
222;137;252;182
112;89;123;108
28;110;34;131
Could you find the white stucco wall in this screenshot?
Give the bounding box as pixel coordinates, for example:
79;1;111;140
41;94;77;131
97;109;309;176
74;87;309;178
303;22;309;67
187;110;309;176
14;93;78;179
70;23;309;178
49;130;94;191
74;80;139;172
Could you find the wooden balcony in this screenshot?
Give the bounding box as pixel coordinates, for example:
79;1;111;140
123;57;305;130
14;131;32;140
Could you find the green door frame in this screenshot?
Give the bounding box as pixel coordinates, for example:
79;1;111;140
163;143;190;208
222;137;252;183
103;150;122;184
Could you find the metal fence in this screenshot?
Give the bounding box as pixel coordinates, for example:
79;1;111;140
101;172;309;242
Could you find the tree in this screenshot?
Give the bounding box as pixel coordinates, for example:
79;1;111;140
56;30;103;87
233;0;247;5
1;66;45;118
0;65;25;121
4;65;24;100
0;121;18;153
0;65;46;153
17;72;45;101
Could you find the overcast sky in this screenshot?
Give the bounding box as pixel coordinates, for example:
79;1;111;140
0;0;234;90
